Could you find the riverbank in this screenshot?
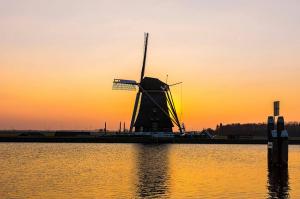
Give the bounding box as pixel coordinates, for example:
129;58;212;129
1;136;300;144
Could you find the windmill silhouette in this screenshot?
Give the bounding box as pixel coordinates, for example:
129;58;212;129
113;33;182;133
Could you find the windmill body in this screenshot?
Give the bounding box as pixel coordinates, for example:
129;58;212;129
134;77;173;132
113;33;182;133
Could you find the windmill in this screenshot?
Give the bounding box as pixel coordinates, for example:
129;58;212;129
112;33;182;133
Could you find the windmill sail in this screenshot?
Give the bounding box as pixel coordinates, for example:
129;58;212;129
140;33;148;82
112;79;137;91
129;33;149;132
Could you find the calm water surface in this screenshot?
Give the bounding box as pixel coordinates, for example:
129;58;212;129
0;143;299;198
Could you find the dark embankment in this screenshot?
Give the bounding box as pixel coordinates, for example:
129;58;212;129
1;136;300;144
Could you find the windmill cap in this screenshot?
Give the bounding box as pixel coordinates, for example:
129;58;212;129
140;77;168;90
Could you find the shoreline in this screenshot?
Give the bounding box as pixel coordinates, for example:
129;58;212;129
1;136;300;144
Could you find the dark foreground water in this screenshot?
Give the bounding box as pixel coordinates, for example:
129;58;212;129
0;144;299;199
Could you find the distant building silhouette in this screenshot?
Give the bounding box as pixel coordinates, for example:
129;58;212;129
215;122;300;137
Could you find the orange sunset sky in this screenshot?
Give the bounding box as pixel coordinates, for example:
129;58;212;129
0;0;300;130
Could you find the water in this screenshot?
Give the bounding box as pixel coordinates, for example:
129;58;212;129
0;143;299;198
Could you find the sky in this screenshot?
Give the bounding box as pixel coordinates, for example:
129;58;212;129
0;0;300;130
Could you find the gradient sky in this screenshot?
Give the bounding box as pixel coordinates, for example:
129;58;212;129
0;0;300;130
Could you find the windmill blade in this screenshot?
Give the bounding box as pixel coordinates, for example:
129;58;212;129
138;85;179;128
166;89;182;132
168;82;183;87
139;33;149;82
129;91;141;132
112;79;138;91
129;33;149;132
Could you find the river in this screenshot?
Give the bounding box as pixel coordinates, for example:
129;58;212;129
0;143;299;198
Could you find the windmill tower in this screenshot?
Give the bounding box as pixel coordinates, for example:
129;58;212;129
113;33;182;133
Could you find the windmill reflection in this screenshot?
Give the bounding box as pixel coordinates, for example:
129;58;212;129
267;165;290;199
136;144;170;199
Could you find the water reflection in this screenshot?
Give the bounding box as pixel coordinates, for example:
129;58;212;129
267;165;290;199
135;144;170;199
2;144;300;198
